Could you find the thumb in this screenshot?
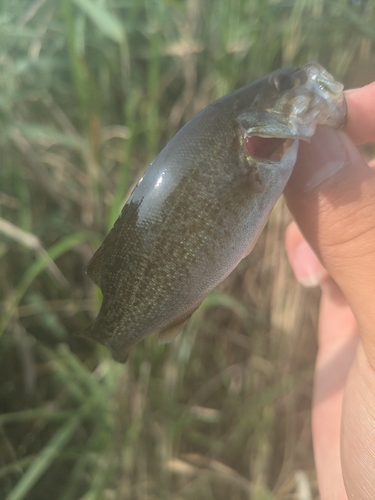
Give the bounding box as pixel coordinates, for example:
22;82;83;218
284;126;375;368
284;127;375;499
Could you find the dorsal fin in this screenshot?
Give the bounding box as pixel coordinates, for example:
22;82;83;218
86;244;104;287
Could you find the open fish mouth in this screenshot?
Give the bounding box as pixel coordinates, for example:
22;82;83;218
244;135;296;162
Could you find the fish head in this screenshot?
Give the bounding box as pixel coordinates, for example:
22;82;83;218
236;62;347;163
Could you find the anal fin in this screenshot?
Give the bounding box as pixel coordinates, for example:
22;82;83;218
157;314;193;344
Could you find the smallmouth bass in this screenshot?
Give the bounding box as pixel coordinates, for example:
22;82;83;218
83;62;347;362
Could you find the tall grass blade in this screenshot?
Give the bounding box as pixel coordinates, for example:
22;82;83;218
0;232;90;336
5;411;85;500
72;0;124;44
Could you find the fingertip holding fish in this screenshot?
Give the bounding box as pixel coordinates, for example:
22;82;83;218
83;62;347;362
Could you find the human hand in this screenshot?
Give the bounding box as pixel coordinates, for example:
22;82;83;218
284;81;375;499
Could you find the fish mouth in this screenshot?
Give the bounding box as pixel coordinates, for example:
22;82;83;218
244;135;296;162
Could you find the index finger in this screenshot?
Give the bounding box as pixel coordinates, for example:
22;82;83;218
344;81;375;145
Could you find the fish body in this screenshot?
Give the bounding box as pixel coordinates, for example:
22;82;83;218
84;63;347;362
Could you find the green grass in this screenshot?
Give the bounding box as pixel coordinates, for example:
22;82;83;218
0;0;374;499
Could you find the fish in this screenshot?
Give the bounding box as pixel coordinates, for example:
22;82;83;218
82;62;347;363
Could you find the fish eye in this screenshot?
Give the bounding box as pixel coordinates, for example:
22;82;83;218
273;73;296;91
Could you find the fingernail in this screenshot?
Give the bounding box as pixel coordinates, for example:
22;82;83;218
288;127;348;192
291;241;325;288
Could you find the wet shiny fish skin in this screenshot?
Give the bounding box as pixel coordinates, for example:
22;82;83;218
84;62;347;362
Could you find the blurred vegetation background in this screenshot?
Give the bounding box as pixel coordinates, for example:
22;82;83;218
0;0;374;499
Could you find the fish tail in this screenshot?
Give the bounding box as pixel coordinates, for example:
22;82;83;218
75;324;130;364
75;323;100;341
